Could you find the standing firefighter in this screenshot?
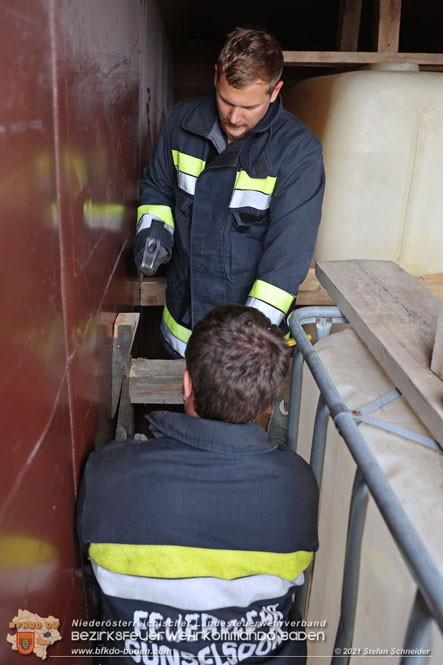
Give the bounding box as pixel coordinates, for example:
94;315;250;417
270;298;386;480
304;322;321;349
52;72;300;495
135;27;325;357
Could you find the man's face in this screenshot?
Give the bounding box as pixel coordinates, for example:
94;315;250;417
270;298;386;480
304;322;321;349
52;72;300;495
214;68;283;143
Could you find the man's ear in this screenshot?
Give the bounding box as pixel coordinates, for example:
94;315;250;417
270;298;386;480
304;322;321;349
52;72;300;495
182;369;193;402
270;80;283;103
214;64;218;87
182;369;198;416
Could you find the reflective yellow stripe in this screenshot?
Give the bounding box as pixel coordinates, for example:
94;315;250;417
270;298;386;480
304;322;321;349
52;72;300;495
249;280;294;313
163;305;192;344
137;205;174;229
284;333;309;346
89;543;312;581
234;171;276;195
171;150;206;178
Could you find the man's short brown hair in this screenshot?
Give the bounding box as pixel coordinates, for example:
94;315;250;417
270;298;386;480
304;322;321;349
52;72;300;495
217;27;283;94
185;304;290;423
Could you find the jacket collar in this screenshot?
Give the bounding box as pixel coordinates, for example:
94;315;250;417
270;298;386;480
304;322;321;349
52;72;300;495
147;411;278;455
182;91;282;142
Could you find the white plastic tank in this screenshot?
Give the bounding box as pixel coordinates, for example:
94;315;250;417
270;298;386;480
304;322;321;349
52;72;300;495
284;66;443;276
297;328;443;664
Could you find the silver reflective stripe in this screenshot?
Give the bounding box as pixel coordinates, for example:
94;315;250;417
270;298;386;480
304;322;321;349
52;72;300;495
91;561;303;611
161;317;187;357
176;170;197;196
229;189;271;211
137;213;173;236
246;297;285;326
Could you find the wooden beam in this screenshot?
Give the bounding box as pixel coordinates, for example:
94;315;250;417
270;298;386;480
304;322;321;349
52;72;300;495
418;273;443;301
316;260;443;447
377;0;402;53
431;306;443;380
111;313;140;418
140;276;167;306
138;272;443;310
296;269;333;306
283;51;443;66
140;269;333;308
116;372;134;438
129;358;186;404
337;0;363;52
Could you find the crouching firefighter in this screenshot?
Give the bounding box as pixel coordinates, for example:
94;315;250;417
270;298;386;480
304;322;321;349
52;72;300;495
77;304;319;664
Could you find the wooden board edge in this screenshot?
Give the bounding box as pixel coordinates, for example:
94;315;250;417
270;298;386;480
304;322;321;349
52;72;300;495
315;261;443;446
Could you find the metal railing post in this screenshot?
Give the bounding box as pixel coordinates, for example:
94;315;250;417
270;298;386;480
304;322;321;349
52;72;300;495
332;470;370;664
400;589;433;665
287;307;347;453
296;394;330;618
287;349;304;452
310;394;330;486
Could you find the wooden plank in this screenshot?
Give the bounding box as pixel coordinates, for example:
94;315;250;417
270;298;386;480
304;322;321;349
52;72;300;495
139;270;333;308
296;269;334;306
377;0;402;53
337;0;363;52
283;51;443;66
111;313;140;417
124;279;141;306
116;371;134;437
140;276;167;306
315;260;443;446
138;272;441;309
129;358;186;404
431;306;443;379
418;273;443;301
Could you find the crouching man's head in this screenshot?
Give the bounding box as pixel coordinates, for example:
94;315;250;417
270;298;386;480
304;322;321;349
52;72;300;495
183;304;290;423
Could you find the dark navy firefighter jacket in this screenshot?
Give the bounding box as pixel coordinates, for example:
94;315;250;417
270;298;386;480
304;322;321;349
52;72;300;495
135;93;325;356
77;411;319;664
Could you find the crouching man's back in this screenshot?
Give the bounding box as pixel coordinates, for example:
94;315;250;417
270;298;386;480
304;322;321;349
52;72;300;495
77;305;319;664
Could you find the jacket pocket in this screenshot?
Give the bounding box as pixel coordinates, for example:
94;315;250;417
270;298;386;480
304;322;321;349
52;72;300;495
232;210;269;238
174;189;193;248
229;211;268;285
171;190;193;286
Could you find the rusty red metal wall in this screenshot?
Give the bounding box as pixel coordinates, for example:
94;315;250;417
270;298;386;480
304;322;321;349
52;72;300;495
0;0;171;660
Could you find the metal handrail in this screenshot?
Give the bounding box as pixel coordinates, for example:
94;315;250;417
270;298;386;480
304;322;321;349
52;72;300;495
288;306;443;662
287;307;347;452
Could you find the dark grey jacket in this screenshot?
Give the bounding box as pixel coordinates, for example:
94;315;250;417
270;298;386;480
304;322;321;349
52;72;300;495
77;411;319;664
136;93;325;356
